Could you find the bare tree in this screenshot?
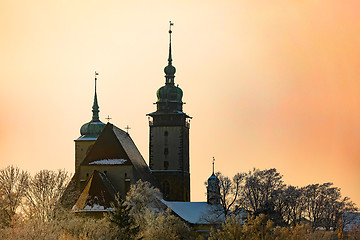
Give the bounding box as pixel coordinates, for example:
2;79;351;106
215;172;245;217
278;185;305;226
240;169;284;213
0;166;29;227
303;182;357;230
24;169;70;222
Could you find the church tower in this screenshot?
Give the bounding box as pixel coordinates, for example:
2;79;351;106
207;158;220;205
147;22;191;202
74;73;106;171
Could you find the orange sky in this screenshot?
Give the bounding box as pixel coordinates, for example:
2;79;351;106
0;0;359;206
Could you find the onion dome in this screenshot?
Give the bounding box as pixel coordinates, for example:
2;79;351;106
164;32;176;78
164;64;176;77
153;21;184;112
156;85;183;103
79;72;105;139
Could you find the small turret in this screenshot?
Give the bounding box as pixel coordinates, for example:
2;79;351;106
207;157;220;205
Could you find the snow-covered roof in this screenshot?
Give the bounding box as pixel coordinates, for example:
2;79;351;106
75;136;98;141
162;200;225;225
343;212;360;232
89;159;127;165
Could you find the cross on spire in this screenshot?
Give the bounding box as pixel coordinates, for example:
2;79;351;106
105;115;112;122
212;157;215;175
125;125;131;134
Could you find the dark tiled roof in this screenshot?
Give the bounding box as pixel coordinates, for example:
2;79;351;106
81;123;156;186
111;125;155;184
81;123;131;165
73;170;117;211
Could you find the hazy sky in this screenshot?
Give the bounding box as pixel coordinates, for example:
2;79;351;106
0;0;359;206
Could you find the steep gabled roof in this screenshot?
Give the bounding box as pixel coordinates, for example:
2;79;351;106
111;125;155;184
81;123;131;165
72;170;117;212
81;123;156;186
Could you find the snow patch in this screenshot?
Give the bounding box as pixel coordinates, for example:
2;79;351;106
72;204;114;212
84;204;105;211
89;159;127;165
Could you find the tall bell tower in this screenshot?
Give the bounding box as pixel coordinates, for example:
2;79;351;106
147;22;191;202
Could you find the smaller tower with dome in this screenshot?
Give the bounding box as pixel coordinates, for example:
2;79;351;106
207;157;220;205
74;72;106;171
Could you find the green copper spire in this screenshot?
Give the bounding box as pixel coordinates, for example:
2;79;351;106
164;21;176;85
92;71;100;122
79;71;105;138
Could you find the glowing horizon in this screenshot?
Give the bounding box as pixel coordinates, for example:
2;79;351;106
0;0;359;207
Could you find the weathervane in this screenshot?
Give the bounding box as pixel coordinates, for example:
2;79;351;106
95;71;99;90
169;21;174;33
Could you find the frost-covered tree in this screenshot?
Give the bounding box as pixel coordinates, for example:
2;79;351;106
139;209;193;240
0;210;120;240
124;180;162;218
210;214;339;240
24;169;70;222
118;180;194;239
209;214;274;240
0;166;29;227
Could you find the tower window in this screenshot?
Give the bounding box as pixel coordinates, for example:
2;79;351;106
164;161;169;170
125;179;130;193
162;181;170;200
164;148;169;155
164;131;168;136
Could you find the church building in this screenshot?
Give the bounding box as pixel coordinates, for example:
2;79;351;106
61;24;224;230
